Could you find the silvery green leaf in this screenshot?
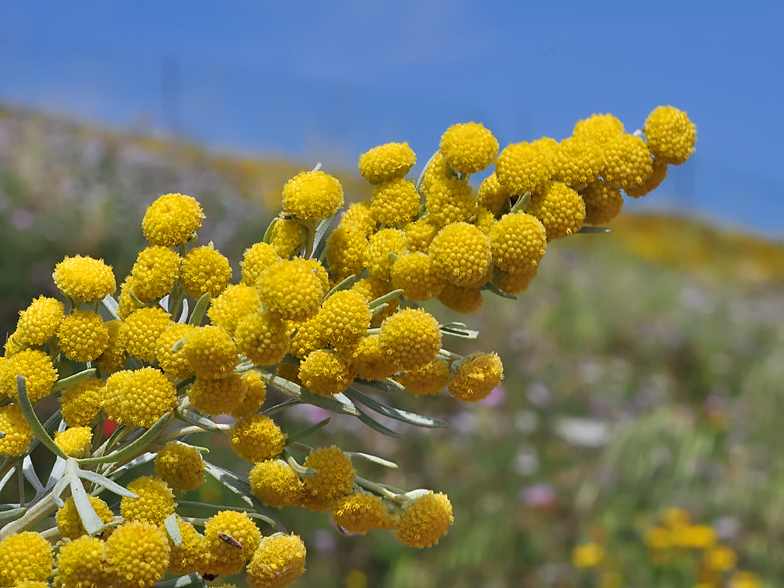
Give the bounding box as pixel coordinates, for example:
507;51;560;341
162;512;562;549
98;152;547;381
311;210;340;260
509;191;531;214
51;368;97;393
101;294;120;321
439;323;479;339
45;456;67;491
576;225;613;234
0;465;16;494
189;293;211;326
164;514;182;547
355;409;406;440
154;572;206;588
286;418;330;445
369;289;404;309
22;455;44;496
175;408;224;434
345;452;398;469
355;377;407;393
77;468;138;498
177;298;189;323
257;371;360;417
78;412;172;466
482;281;517;300
345;388;448;429
70;473;104;535
0;508;26;525
325;275;357;298
16;376;68;459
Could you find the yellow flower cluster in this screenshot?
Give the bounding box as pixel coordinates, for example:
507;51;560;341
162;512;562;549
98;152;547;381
0;107;694;587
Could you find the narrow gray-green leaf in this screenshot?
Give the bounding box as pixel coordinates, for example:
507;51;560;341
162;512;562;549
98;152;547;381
346;388;448;429
286;418;330;445
101;294;121;321
257;371;360;417
439;323;479;339
177;298;190;324
0;508;26;525
77;468;139;498
345;452;399;469
165;514;182;547
70;474;104;535
369;289;404;309
355;377;407;393
188;293;211;326
52;368;97;393
482;281;518;300
510;191;531;214
576;225;613;234
0;465;17;494
262;399;302;417
16;376;68;459
325;275;357;299
355;409;406;440
78;412;172;466
45;456;67;491
22;455;44;496
174;408;224;434
311;210;340;260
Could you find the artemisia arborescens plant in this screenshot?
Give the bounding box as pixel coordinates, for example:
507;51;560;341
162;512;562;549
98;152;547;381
0;106;695;588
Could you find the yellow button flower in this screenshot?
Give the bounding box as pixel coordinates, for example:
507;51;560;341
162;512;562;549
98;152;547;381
282;170;344;221
142;192;204;247
358;142;416;183
396;491;453;548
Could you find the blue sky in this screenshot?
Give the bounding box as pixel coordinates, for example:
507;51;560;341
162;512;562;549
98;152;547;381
1;1;782;236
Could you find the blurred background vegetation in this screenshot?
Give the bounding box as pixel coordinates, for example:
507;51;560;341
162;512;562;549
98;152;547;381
2;106;784;588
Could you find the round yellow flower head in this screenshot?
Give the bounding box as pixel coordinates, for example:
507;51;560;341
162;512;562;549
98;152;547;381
9;581;48;588
601;133;653;190
0;404;33;456
2;349;57;402
490;212;547;274
53;255;116;302
391;253;444;302
15;296;64;346
102;370;133;423
379;308;442;371
298;488;335;512
116;275;141;320
440;121;499;174
582;179;624;225
130;246;180;302
437;282;483;313
188;374;247;416
269;218;307;258
3;336;23;359
276;362;302;386
396;491;453;548
155;441;206;492
304;446;355;501
0;531;53;586
115;367;177;428
349;336;397;381
299;349;354;396
448;352;503;403
121;306;172;363
681;524;718;549
57;310;109;363
351;276;400;325
704;545;738;572
179;244;232;299
573;113;624;145
168;519;206;575
282;171;344;221
371;177;420;228
121;476;176;527
326;225;368;281
246;533;307;588
202;510;261;577
183;325;239;379
363;228;407;280
527;182;586;241
624;158;668;198
96;319;127;372
644;105;696;165
429;222;492;287
235;312;290;366
55;495;114;540
208;284;260;336
257;259;324;322
358;142;416;183
551;136;604;186
404;218;438;254
230;370;268;418
60;377;105;427
496;142;553;196
493;265;538;295
318;290;371;351
395;358;449;396
477;173;510;216
249;459;304;508
242;242;281;287
423;176;476;229
332;491;396;534
54;426;92;457
104;522;170;588
53;535;106;588
572;542;605;569
288;314;327;360
155;323;195;380
142;193;204;247
231;414;286;462
339;200;377;237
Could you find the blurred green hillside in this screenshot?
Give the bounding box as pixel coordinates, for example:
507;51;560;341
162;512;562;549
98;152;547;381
2;106;784;588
